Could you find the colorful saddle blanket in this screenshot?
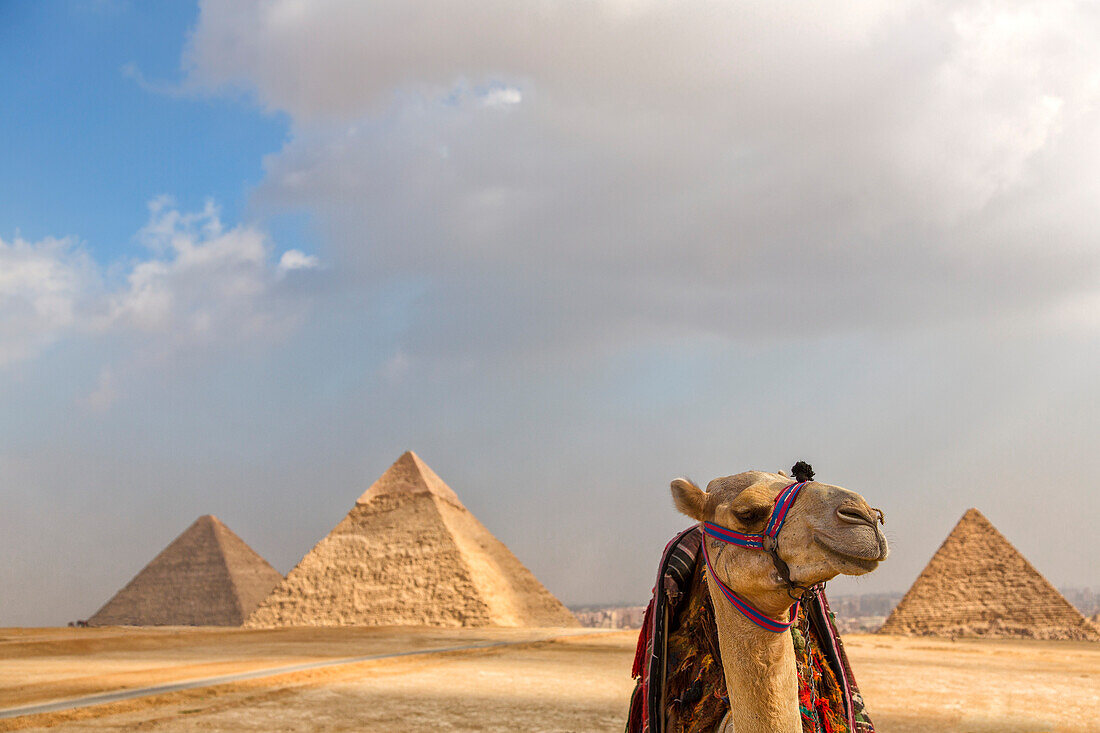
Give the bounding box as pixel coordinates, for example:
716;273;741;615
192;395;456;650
625;527;875;733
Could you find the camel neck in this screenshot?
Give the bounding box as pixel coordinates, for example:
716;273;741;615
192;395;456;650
706;573;801;733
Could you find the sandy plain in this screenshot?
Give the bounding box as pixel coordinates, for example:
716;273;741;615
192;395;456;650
2;627;1098;732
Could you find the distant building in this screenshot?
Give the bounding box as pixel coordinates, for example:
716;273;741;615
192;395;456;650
573;606;647;629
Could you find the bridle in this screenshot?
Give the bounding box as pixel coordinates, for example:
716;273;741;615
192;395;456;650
701;481;817;633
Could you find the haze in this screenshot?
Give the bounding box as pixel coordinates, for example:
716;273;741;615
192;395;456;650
2;1;1098;626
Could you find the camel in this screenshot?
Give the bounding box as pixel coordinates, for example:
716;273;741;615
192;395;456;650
670;469;888;733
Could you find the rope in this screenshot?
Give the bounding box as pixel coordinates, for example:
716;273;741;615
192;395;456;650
701;481;807;633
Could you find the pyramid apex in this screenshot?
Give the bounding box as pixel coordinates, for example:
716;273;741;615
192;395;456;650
357;451;463;506
955;507;993;529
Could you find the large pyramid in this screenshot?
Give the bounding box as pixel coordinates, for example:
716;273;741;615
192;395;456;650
90;515;283;626
246;451;578;628
880;508;1099;641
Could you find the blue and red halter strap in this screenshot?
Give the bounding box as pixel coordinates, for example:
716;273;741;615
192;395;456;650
701;480;808;633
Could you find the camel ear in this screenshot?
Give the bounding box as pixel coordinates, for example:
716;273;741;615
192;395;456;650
671;478;708;521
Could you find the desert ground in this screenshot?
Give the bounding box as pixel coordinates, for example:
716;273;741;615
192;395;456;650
2;627;1098;732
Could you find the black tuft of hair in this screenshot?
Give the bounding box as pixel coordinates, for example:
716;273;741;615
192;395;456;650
791;461;815;482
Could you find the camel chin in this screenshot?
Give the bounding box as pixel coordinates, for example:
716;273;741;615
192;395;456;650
813;527;888;577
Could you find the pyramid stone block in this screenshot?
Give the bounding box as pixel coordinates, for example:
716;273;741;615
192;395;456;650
245;451;578;628
880;508;1098;641
89;515;283;626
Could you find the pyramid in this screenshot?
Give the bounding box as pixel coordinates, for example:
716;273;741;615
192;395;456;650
89;515;283;626
879;508;1099;641
245;451;578;628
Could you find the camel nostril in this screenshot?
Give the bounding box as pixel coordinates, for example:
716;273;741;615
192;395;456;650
836;505;875;526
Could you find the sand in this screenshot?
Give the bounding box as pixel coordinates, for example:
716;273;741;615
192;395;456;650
2;627;1098;732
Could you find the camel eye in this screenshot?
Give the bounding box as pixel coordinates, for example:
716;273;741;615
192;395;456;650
735;507;768;525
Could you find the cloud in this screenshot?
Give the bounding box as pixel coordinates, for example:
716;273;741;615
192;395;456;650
186;0;1100;367
8;0;1100;628
480;86;522;108
278;249;320;273
120;62;192;98
2;199;314;374
104;197;299;344
0;235;96;366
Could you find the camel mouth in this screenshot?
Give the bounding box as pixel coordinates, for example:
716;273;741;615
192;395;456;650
814;532;887;574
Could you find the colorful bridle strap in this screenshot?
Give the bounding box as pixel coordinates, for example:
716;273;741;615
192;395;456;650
701;481;807;633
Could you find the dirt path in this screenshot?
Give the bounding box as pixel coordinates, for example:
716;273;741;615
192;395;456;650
0;637;578;720
0;626;586;709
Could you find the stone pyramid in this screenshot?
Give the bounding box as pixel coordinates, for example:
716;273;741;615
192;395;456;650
880;508;1099;641
245;451;578;628
90;515;283;626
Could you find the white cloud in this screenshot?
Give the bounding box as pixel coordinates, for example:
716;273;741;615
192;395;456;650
2;199;309;371
480;86;522;108
105;198;281;343
0;235;95;365
278;249;320;272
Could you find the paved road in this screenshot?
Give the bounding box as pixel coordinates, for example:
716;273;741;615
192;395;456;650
0;629;601;720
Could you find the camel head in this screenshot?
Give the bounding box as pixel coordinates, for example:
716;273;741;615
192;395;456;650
671;469;888;605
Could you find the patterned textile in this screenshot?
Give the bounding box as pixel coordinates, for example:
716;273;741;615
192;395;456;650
664;555;728;732
626;527;875;733
793;610;849;733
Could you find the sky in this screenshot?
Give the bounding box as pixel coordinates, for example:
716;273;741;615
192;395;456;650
2;0;1099;626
